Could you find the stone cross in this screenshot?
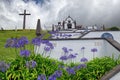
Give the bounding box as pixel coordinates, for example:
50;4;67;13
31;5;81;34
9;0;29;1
19;10;31;30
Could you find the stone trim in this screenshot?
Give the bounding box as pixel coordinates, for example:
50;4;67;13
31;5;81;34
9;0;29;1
90;30;120;32
101;65;120;80
46;38;103;41
105;38;120;52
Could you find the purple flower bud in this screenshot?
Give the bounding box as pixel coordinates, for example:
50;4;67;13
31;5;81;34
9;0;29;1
26;60;37;69
77;64;87;69
60;55;68;61
18;36;29;47
75;53;78;55
46;42;54;49
48;74;56;80
91;48;97;52
32;37;42;46
41;40;49;44
66;67;75;75
44;46;51;52
68;54;76;59
80;57;88;62
0;61;10;72
37;74;46;80
81;47;85;50
54;70;62;78
5;38;18;48
20;50;30;57
62;47;68;54
69;49;73;51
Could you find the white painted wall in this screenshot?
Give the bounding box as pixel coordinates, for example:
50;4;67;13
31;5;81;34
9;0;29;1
35;39;120;63
110;72;120;80
82;31;120;43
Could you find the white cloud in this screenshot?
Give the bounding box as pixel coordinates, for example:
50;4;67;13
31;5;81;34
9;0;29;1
0;0;120;30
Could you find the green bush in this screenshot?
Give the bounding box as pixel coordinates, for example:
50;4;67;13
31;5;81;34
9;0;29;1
1;36;120;80
0;55;119;80
108;26;119;31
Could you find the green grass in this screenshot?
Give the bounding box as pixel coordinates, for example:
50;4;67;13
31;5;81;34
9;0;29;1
0;30;50;61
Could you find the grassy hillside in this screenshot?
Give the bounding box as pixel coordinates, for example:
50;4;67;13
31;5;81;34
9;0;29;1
0;30;50;61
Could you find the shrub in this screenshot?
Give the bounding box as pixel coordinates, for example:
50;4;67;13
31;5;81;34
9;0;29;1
108;26;119;31
1;36;120;80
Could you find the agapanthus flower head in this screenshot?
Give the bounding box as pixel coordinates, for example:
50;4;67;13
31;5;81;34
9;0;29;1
48;74;56;80
5;38;18;48
5;37;29;48
60;55;68;61
69;49;73;51
62;47;68;54
54;70;62;78
75;53;78;55
80;57;88;62
46;42;54;49
41;40;49;44
17;36;29;47
0;61;10;72
77;64;87;69
44;46;51;52
91;48;97;52
37;74;46;80
26;60;37;68
81;47;85;50
32;37;42;46
20;50;30;57
66;67;75;75
68;54;76;59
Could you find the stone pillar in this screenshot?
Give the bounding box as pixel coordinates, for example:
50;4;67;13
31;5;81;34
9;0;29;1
36;19;42;36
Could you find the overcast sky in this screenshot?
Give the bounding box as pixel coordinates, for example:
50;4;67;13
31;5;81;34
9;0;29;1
0;0;120;30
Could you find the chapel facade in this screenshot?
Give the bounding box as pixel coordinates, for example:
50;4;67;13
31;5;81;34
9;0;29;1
52;16;78;31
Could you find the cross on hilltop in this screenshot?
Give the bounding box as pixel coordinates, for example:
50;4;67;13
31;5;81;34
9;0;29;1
19;9;31;30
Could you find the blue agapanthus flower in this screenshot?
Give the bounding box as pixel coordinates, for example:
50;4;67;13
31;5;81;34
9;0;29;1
0;61;10;72
41;40;49;44
32;37;42;46
20;50;30;57
44;46;51;52
66;67;75;75
5;38;18;48
68;54;76;59
48;74;56;80
91;48;97;52
54;70;62;78
80;57;88;62
5;36;29;48
26;60;37;68
17;36;29;47
77;64;87;70
60;55;68;61
69;49;73;51
62;47;68;54
37;74;46;80
46;42;54;49
81;47;85;50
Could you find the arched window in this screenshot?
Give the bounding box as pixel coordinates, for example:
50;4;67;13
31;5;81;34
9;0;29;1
101;33;114;39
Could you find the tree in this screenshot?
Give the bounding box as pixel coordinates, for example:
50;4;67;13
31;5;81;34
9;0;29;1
108;26;119;31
